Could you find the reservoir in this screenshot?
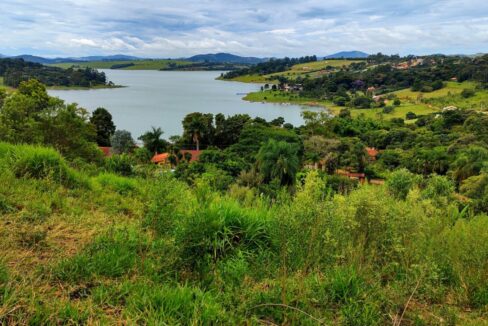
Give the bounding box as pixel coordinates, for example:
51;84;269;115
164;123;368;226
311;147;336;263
48;70;320;138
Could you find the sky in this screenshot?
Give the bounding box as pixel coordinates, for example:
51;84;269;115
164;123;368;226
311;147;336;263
1;0;487;58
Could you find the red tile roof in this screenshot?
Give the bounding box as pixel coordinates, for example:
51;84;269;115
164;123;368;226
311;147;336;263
151;153;170;164
180;150;201;162
366;147;379;159
151;150;202;164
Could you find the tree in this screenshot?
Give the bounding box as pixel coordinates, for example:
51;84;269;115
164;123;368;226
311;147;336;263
90;107;116;146
451;146;488;184
182;113;214;150
256;139;299;186
111;130;135;154
138;126;168;154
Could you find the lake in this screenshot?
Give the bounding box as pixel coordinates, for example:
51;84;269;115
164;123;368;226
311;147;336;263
48;70;320;138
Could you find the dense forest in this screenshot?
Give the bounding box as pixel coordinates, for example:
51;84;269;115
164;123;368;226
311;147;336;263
0;58;108;87
0;78;487;324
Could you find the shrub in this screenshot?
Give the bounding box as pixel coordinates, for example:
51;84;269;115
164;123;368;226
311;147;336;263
405;111;417;120
386;168;418;200
393;98;401;106
461;88;475;98
175;201;271;273
105;154;134;176
382;106;395;114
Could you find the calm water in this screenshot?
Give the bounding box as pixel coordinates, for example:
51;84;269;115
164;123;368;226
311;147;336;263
48;70;320;138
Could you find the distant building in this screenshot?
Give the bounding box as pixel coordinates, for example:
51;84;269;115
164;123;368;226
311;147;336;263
151;150;202;165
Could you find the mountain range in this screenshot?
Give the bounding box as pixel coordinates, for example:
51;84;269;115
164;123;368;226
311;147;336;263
0;51;371;65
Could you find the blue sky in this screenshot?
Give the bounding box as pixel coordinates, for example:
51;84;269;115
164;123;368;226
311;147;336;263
1;0;487;57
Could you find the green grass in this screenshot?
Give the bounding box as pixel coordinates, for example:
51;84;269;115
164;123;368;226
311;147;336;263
244;90;340;111
392;81;478;100
351;102;439;120
50;60;192;70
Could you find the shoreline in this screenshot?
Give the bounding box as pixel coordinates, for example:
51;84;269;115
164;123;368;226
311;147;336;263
47;84;126;91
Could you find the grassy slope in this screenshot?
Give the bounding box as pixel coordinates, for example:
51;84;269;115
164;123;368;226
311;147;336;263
1;143;487;324
226;59;360;83
50;60;192;70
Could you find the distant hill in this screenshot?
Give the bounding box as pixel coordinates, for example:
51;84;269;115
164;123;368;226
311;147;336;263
323;51;369;59
78;55;141;62
6;54;143;65
187;53;266;64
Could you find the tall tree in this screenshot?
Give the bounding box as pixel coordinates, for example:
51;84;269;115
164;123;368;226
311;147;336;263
256;139;299;186
182;113;214;150
90;107;116;146
111;130;135;154
138;126;168;154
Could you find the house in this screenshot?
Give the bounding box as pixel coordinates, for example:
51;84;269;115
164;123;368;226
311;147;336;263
151;153;170;165
180;150;202;162
336;169;366;184
151;150;202;165
99;147;112;157
365;147;379;161
442;106;458;112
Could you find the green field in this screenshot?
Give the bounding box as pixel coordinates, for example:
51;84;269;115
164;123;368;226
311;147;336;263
50;59;192;70
392;81;477;100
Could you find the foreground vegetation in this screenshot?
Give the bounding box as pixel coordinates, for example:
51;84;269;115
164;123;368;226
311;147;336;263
0;79;487;324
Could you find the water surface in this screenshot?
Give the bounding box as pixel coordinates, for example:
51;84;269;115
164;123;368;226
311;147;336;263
48;70;320;138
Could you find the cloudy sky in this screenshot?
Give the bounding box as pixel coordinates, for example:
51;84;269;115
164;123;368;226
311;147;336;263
1;0;487;57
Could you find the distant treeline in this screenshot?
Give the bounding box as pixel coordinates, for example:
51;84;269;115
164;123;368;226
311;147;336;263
161;62;250;71
110;63;135;69
0;58;107;87
221;55;317;79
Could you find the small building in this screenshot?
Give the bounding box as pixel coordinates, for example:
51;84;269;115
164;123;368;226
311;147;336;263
365;147;379;161
151;153;170;165
151;150;202;166
99;147;112;157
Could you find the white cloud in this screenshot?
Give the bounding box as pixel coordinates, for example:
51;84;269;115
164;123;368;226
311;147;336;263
0;0;487;57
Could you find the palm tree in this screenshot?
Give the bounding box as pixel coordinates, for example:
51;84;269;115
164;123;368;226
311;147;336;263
138;127;167;154
256;139;299;186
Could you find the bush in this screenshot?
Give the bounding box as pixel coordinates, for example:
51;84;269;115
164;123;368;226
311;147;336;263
175;201;271;273
405;111;417;120
105;154;134;176
382;106;395;114
393;98;401;106
461;88;475;98
386;168;418;200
